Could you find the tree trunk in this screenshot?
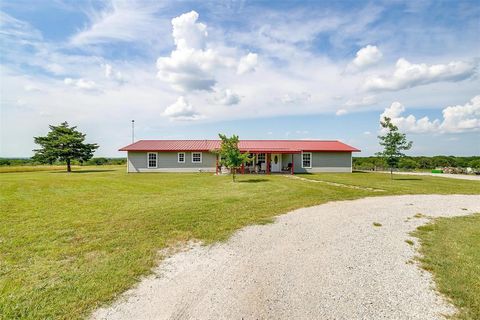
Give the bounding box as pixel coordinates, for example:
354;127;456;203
67;159;71;172
232;168;236;182
390;167;393;180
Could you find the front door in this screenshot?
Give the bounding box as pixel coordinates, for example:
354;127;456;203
271;154;281;172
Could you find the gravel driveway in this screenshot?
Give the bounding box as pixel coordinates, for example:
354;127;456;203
92;195;480;320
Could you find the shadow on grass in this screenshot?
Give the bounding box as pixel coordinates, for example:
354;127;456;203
237;178;268;183
52;169;116;174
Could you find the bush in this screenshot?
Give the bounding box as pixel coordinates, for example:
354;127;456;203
399;158;418;170
469;159;480;169
87;157;109;165
353;156;480;171
0;157;126;166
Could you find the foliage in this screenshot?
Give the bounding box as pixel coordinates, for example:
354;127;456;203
376;117;413;178
353;156;480;171
32;122;99;172
216;133;252;182
1;168;479;319
0;157;127;167
398;158;418;170
470;159;480;169
86;157;108;165
413;214;480;319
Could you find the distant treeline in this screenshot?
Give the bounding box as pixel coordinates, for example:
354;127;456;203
353;156;480;170
0;157;127;166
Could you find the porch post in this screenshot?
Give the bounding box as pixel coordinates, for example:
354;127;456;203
291;153;294;175
241;162;245;174
216;154;219;175
266;153;270;174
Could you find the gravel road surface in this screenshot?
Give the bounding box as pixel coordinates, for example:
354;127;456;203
92;195;480;320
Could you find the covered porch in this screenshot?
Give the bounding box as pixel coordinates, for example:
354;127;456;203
216;150;300;175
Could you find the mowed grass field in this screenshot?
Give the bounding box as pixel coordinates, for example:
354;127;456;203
0;165;74;173
1;166;479;319
414;214;480;320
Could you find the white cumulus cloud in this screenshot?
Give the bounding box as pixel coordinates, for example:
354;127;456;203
156;11;234;92
440;95;480;133
163;96;200;121
237;53;258;75
336;109;348;116
171;10;207;50
352;45;382;69
365;58;477;91
157;11;257;93
380;96;480;133
380;101;440;133
215;89;241;105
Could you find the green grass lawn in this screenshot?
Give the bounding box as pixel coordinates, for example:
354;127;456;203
1;167;479;319
413;214;480;320
298;171;480;194
0;165;74;173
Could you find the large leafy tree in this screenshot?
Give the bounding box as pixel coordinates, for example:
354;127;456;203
217;134;252;182
33;122;98;172
376;117;413;179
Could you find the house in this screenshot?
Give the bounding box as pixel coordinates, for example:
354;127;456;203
119;140;360;174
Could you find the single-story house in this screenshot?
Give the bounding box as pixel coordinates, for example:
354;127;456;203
119;140;360;174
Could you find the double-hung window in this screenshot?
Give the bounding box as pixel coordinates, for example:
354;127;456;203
302;152;312;169
178;152;185;163
147;152;157;168
192;152;202;163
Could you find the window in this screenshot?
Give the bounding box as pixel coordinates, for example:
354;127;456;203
302;152;312;168
192;152;202;163
178;152;185;163
147;152;157;168
257;153;266;163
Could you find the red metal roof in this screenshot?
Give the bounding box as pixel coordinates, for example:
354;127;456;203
119;140;360;153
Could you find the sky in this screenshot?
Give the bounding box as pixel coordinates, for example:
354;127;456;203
0;0;479;157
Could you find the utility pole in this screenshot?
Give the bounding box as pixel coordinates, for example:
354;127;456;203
131;120;135;143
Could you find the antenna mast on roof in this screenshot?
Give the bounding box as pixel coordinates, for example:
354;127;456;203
131;120;135;143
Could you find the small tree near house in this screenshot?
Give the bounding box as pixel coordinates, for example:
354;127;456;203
217;134;252;182
376;117;413;179
33;122;99;172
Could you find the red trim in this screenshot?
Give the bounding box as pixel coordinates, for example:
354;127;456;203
119;149;304;153
291;154;294;175
266;153;271;175
301;150;354;153
216;154;219;175
119;149;213;152
119;140;361;153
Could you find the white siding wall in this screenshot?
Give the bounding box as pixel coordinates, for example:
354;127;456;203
128;151;216;172
282;152;352;173
127;151;352;173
